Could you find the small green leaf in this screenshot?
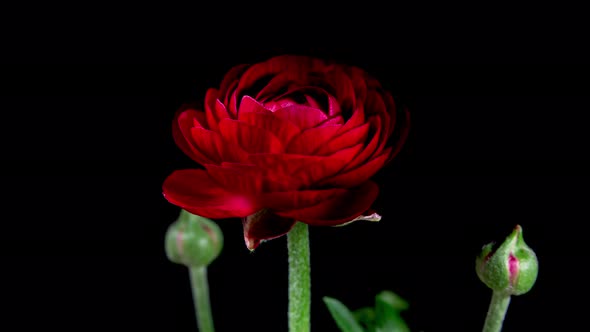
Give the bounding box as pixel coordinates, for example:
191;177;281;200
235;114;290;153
375;292;410;332
376;291;409;311
323;297;365;332
354;307;377;332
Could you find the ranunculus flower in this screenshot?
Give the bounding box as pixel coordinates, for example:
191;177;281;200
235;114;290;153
163;55;409;250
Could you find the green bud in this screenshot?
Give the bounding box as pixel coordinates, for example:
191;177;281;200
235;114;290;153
165;209;223;268
476;225;539;295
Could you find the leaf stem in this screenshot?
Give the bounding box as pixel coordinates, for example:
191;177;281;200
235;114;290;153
288;222;311;332
189;266;215;332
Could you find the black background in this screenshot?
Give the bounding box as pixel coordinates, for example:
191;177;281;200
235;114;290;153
1;7;589;331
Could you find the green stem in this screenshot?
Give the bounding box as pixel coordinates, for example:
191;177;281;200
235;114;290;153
189;266;215;332
288;222;311;332
482;291;511;332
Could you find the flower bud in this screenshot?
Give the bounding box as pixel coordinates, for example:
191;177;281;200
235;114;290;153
476;225;538;295
165;209;223;268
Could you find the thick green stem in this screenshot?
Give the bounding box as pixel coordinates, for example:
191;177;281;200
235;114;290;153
189;266;215;332
482;291;511;332
288;222;311;332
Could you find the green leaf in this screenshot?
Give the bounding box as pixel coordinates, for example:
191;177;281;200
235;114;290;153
353;307;377;332
375;292;410;332
323;297;365;332
376;291;409;311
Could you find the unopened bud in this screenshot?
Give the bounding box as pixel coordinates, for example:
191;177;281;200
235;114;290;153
476;225;538;295
165;209;223;268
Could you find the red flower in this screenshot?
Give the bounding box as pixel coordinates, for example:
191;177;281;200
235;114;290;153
163;55;409;250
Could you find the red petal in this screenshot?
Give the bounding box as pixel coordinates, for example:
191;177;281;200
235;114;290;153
366;93;390;158
205;89;229;131
292;144;363;187
316;68;356;113
237;95;272;118
205;163;264;195
325;92;342;118
242;210;297;250
305;93;322;110
262;188;347;211
190;127;222;163
246;154;313;189
255;71;308;102
337;105;365;135
365;90;387;117
219;63;250;100
218;119;284;154
235;55;325;99
249;144;363;188
274;105;328;130
264;99;297;111
193;111;208;129
163;169;260;219
315;123;370;156
318;149;390;188
230;82;238;118
216;100;231;119
273;86;341;118
387;107;411;163
286;125;341;155
276;181;380;226
340;116;383;171
345;66;369;106
382;91;398;137
175;105;208;130
238;99;301;145
173;109;213;165
369;113;395;156
224;80;240;116
365;75;382;89
320;116;344;126
190;127;249;164
241;113;301;146
219;162;300;192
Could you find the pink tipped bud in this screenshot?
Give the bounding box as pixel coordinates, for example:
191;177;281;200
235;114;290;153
476;225;539;295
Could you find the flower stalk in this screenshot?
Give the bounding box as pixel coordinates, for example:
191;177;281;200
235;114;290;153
287;222;311;332
190;266;215;332
482;291;511;332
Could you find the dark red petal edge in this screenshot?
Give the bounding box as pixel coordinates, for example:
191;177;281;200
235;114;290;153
276;181;379;226
242;210;297;250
